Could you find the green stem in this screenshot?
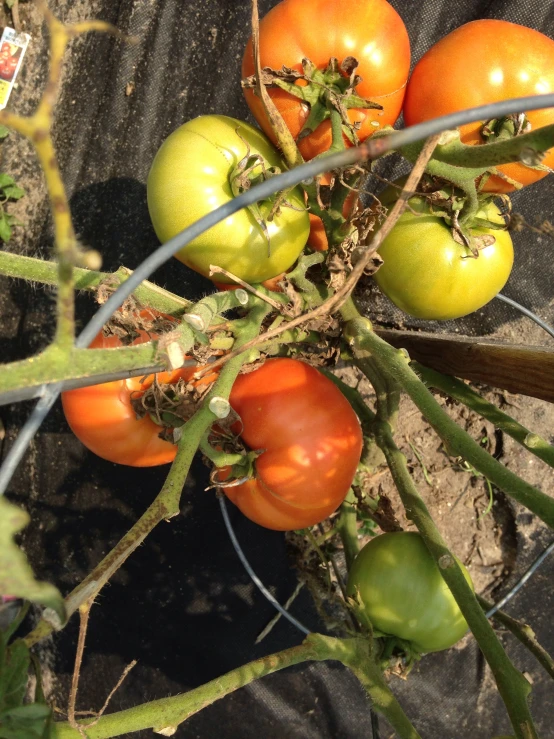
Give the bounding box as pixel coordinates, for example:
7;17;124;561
372;422;536;739
0;343;168;399
336;489;359;571
328;106;346;154
0;252;192;315
51;635;420;739
24;301;270;648
432;124;554;169
343;309;554;530
403;123;554;171
199;435;244;467
414;363;554;470
477;594;554;680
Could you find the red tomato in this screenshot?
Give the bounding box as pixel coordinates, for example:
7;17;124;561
62;311;215;467
223;358;363;530
242;0;410;161
403;20;554;193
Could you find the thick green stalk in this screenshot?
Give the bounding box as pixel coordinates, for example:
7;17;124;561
403;123;554;170
0;343;168;398
343;312;554;530
0;252;192;315
51;634;420;739
372;422;536;739
336;489;359;571
414;363;554;469
24;302;270;648
0;283;247;401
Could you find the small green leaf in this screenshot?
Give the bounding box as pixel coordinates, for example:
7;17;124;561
0;214;13;243
0;126;9;141
2;185;24;201
0;175;15;189
2;705;51;720
0;499;65;623
0;701;52;739
0;640;30;712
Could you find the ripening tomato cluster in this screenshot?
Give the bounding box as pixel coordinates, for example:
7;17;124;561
64;0;554;651
147;2;554;323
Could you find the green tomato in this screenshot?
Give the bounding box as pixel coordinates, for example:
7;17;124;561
347;532;473;653
372;195;514;320
147;114;309;283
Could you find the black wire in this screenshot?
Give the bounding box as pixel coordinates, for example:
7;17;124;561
370;708;380;739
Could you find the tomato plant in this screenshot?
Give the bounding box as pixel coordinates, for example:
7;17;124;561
62;312;214;467
147;114;309;284
242;0;410;161
372;193;514;320
306;173;360;252
222;358;363;530
403;20;554;193
347;532;473;653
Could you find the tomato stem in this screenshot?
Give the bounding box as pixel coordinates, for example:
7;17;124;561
413;363;554;470
49;634;420;739
343;303;545;739
336;488;359;571
23;299;272;649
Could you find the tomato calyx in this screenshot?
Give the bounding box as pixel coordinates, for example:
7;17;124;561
131;375;214;442
229;129;306;255
243;56;382;147
402;178;511;257
481;113;531;143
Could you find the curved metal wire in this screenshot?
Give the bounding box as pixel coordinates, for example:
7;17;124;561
496;293;554;340
486;539;554;619
2;92;554;499
218;496;311;636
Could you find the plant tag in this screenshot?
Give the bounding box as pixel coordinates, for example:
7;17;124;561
0;27;31;110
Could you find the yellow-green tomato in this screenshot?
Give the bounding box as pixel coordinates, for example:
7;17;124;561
373;196;514;320
347;532;473;653
147;115;309;283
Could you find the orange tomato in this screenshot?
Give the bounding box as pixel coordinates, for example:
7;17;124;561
242;0;410;161
62;311;215;467
223;358;363;530
403;20;554;193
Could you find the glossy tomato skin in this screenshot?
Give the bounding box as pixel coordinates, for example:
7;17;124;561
147;115;309;284
62;314;207;467
373;195;514;320
242;0;410;161
224;358;363;531
347;532;473;653
403;20;554;193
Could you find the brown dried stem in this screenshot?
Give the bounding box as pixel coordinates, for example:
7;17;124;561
250;0;303;168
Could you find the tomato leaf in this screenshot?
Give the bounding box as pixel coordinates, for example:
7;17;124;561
0;703;52;739
0;214;13;244
0;639;30;712
0;498;65;623
1;185;25;202
0;174;16;190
